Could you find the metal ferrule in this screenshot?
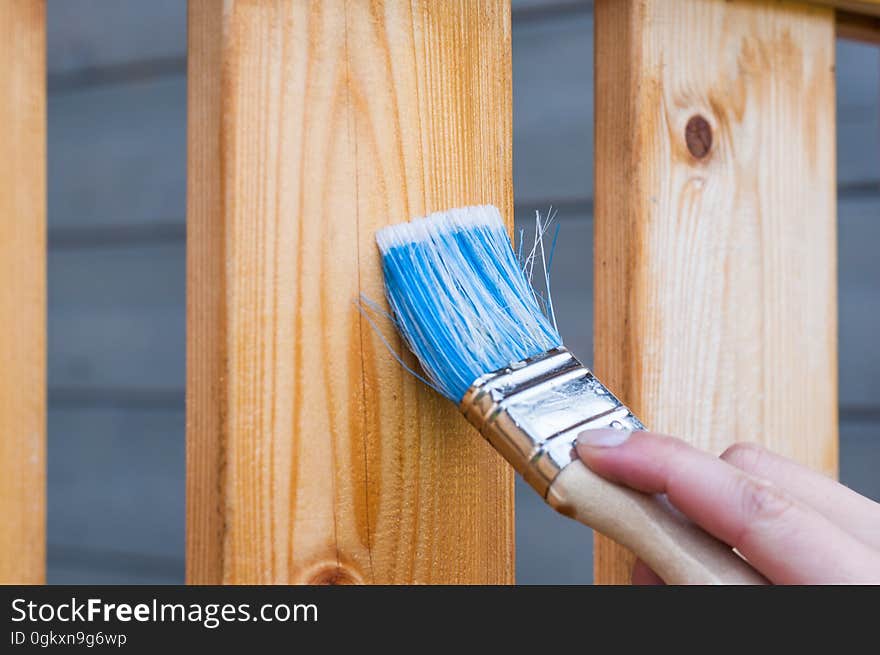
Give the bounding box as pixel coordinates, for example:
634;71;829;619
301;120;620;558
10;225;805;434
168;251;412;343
459;347;644;498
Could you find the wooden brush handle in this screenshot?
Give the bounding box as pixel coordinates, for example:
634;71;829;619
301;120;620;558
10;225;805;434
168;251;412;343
546;460;766;584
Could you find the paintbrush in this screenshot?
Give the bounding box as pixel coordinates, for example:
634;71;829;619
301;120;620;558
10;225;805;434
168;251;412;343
375;204;764;585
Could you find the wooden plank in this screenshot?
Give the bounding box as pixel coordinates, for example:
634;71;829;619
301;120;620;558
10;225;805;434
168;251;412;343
515;476;594;584
836;40;880;184
49;561;181;585
0;0;46;585
48;408;184;564
813;1;880;18
187;0;514;584
837;9;880;44
838;197;880;409
511;0;590;14
593;0;838;584
513;11;593;205
47;0;185;76
838;39;880;111
49;243;184;391
839;419;880;502
49;76;186;233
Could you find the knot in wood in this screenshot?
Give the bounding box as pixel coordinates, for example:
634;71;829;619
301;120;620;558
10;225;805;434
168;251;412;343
685;115;712;159
307;564;361;585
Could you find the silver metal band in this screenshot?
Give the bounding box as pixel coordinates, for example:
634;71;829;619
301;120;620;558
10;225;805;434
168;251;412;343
459;347;644;498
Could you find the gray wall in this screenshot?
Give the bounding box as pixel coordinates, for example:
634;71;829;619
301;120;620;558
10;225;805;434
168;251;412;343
46;0;880;585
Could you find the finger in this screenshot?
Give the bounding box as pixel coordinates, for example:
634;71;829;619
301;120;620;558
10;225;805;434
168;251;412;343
721;442;880;549
631;558;665;585
577;430;880;584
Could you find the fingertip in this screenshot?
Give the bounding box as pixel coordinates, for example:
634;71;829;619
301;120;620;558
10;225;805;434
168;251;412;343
575;427;643;467
577;427;634;450
575;428;672;465
720;441;768;470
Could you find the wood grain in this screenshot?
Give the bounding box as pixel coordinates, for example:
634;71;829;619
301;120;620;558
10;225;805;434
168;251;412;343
593;0;837;584
187;0;514;584
0;0;46;584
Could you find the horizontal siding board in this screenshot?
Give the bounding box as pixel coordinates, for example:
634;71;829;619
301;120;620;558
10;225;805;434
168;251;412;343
50;308;184;392
512;0;591;11
47;408;185;565
839;419;880;501
48;76;186;232
514;210;594;364
838;197;880;408
49;243;184;390
516;476;593;584
513;12;593;205
837;39;879;111
837;40;880;185
48;562;181;585
47;0;185;77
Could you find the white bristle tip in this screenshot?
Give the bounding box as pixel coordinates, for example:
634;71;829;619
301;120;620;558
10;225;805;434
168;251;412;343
375;204;504;254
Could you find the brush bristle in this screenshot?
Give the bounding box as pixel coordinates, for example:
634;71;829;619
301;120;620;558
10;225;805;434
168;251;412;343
376;205;562;402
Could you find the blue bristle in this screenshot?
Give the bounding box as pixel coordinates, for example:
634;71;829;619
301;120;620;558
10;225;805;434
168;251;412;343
376;205;562;403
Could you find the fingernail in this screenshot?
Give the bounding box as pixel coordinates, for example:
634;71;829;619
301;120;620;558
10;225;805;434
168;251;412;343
577;427;633;448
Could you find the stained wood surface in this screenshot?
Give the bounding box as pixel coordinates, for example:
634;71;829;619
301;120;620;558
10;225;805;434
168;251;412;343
41;0;880;584
0;0;46;584
593;0;838;584
187;0;514;584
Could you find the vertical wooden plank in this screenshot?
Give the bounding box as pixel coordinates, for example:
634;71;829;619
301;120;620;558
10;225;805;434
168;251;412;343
593;0;837;584
187;0;514;584
0;0;46;584
186;0;224;585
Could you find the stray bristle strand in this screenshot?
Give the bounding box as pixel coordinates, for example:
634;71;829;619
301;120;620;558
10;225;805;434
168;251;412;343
377;205;562;402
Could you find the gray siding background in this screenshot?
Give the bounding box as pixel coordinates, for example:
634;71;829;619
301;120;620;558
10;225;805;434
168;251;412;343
45;0;879;585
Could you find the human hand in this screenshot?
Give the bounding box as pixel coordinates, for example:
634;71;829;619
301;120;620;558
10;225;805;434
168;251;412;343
576;429;880;584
